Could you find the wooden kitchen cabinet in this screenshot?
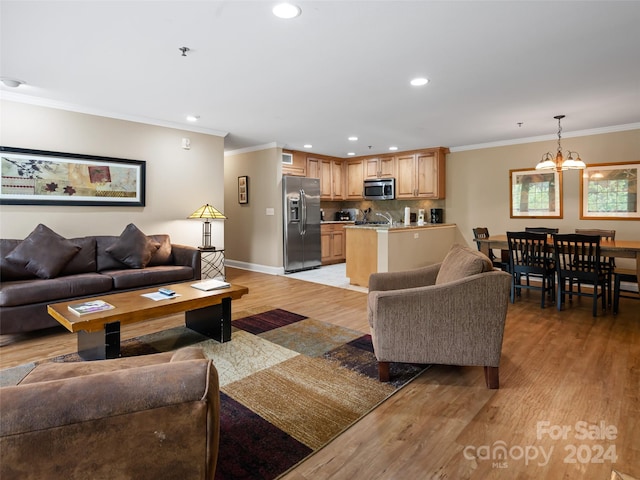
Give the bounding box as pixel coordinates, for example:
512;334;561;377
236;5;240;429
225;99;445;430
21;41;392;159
395;147;448;199
282;150;307;176
331;160;345;199
346;159;364;199
320;159;333;198
308;156;345;200
364;156;395;179
321;223;346;264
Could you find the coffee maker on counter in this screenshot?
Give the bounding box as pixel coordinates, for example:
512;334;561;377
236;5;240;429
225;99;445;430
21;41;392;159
334;210;352;221
430;208;443;224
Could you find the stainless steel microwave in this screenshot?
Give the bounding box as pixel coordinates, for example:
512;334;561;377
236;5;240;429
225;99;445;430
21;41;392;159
363;178;395;200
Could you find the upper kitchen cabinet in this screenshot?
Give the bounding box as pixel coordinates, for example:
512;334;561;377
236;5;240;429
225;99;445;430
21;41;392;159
364;156;395;179
346;159;364;200
282;150;307;176
395;147;448;199
331;160;345;199
307;156;345;200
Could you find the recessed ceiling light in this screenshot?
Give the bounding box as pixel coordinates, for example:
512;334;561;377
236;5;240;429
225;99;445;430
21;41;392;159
389;146;398;151
273;3;301;19
348;136;358;141
303;144;312;148
186;115;199;122
410;77;429;86
347;152;356;156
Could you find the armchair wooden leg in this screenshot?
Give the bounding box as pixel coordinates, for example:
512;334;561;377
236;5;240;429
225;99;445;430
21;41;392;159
484;366;499;389
378;361;390;382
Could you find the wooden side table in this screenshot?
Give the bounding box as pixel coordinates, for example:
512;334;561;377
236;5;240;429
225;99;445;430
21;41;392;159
199;247;225;280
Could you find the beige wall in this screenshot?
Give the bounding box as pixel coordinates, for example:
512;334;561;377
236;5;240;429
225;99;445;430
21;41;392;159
223;146;283;272
0;100;226;246
3;99;637;274
447;129;640;246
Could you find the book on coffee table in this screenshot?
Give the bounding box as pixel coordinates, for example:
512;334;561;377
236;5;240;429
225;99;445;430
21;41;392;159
68;300;115;316
191;279;231;291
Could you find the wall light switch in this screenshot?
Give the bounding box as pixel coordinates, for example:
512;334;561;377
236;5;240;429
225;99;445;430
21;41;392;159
266;208;275;216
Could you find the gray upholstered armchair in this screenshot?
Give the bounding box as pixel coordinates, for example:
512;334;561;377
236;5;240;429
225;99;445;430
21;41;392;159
368;244;512;389
0;347;220;479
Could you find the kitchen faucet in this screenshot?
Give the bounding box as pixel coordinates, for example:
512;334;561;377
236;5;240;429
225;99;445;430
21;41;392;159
376;212;393;225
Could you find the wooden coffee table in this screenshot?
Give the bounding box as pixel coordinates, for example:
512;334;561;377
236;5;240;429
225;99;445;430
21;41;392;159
47;281;249;360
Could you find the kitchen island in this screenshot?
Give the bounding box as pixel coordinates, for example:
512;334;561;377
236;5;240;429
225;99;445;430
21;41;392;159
345;223;457;287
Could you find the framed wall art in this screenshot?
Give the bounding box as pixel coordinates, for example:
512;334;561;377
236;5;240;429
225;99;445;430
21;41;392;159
238;175;248;204
580;161;639;220
0;146;145;206
509;168;563;218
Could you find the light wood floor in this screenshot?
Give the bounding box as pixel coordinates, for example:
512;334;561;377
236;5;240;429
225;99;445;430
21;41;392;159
1;267;638;479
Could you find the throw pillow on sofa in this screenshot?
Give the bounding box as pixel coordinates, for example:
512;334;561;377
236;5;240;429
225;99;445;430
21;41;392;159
4;224;81;279
106;223;160;269
435;243;494;285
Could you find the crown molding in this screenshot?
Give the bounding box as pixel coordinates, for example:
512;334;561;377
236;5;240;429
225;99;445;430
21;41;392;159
224;142;280;157
0;91;228;138
450;123;640;152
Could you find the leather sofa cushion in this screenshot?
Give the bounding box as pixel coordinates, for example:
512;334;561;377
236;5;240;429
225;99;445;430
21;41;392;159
0;274;113;307
5;224;80;279
147;235;173;266
104;266;194;290
435;244;494;285
96;233;172;271
96;236;127;271
105;224;160;269
60;237;97;276
0;240;37;281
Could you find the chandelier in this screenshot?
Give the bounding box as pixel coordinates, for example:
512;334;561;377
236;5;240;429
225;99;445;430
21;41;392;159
535;115;586;171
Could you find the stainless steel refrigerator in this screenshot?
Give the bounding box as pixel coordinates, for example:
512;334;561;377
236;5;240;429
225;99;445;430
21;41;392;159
283;176;321;273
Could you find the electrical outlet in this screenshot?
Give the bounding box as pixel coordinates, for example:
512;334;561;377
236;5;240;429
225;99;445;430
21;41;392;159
414;233;419;239
266;208;275;216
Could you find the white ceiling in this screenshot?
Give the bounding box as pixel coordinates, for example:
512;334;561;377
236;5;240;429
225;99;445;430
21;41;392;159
1;1;639;157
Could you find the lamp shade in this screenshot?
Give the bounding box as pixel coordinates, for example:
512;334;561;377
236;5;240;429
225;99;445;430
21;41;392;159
188;204;226;249
188;204;227;220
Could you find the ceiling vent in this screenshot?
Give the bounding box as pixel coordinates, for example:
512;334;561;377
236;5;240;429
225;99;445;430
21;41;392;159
282;153;293;165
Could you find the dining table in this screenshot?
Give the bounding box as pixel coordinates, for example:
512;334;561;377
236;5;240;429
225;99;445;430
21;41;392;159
476;235;640;281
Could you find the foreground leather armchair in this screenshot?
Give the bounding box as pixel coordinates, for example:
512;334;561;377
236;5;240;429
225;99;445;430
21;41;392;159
368;244;511;389
0;347;219;479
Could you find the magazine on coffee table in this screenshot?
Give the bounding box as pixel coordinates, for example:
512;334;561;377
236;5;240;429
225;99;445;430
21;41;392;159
191;279;231;291
68;300;115;316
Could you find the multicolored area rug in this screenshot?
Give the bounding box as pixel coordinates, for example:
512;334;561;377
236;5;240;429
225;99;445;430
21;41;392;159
2;307;427;480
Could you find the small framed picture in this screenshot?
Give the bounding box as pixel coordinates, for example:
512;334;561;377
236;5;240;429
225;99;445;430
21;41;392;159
238;175;248;204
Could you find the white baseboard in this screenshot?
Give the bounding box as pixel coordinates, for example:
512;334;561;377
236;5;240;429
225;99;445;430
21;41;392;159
224;259;284;276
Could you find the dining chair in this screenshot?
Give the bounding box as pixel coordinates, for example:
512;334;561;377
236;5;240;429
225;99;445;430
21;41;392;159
525;227;559;234
553;233;607;317
575;229;616;306
613;268;639;314
472;227;509;271
506;231;555;308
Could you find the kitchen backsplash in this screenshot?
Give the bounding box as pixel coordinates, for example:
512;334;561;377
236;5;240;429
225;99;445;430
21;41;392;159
321;199;446;223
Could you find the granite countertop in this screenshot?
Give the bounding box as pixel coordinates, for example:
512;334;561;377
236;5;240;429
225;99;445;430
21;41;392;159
344;222;455;231
321;220;355;224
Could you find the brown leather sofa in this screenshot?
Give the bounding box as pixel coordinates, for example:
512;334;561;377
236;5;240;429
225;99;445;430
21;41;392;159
0;347;220;479
0;224;201;334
